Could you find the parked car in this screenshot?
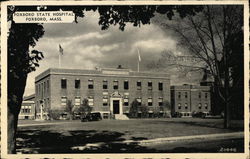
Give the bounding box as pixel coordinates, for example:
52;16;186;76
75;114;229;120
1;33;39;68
81;112;102;122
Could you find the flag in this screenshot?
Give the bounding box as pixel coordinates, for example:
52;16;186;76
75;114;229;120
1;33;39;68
59;44;63;55
137;48;141;62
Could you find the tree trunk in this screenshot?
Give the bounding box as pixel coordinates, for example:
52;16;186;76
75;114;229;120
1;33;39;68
8;75;27;153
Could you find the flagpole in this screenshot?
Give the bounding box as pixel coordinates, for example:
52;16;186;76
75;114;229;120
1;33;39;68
137;60;139;72
137;48;141;72
59;52;61;68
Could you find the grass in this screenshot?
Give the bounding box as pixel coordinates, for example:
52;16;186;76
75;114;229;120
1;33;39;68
16;118;244;153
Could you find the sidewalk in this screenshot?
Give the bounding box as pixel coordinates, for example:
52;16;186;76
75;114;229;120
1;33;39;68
118;132;244;145
18;121;75;127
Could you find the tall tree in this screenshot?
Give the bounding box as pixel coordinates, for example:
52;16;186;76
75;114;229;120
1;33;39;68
152;5;243;128
7;5;203;153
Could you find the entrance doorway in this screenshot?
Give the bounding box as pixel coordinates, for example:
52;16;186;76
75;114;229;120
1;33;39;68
113;100;120;114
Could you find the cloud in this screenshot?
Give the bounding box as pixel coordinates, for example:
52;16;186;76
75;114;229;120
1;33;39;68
24;11;199;96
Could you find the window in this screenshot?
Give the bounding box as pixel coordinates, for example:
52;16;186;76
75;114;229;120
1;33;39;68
47;98;50;107
47;80;49;93
124;80;129;90
88;79;94;89
103;97;108;106
61;97;67;106
103;92;108;96
137;98;142;106
148;82;152;90
113;80;118;89
75;79;80;89
158;82;163;91
103;113;109;119
158;98;163;106
198;92;201;98
103;80;108;89
178;103;181;109
198;103;202;109
124;98;129;106
88;97;94;106
205;93;208;99
178;92;181;98
185;92;188;98
124;92;129;96
75;97;81;106
61;79;67;89
185;103;188;109
205;103;208;109
148;98;153;106
137;81;141;90
42;83;44;98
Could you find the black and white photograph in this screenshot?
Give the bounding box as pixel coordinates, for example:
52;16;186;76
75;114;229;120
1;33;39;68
1;1;249;158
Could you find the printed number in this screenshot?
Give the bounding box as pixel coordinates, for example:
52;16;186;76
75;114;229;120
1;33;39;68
219;147;237;152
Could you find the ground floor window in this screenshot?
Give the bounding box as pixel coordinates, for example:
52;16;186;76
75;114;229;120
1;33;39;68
88;97;94;106
61;97;67;106
75;97;81;106
103;98;108;106
103;113;109;119
124;98;129;106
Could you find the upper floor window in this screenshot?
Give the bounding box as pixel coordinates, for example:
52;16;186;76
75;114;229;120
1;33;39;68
178;103;181;109
148;98;153;106
178;92;181;98
185;103;188;109
124;80;129;90
185;92;188;98
103;80;108;89
205;103;208;109
88;79;94;89
158;98;163;106
198;92;201;98
148;82;152;90
158;82;163;91
113;80;118;89
47;80;49;93
75;79;80;89
205;93;208;99
198;103;202;109
61;79;67;89
137;81;142;90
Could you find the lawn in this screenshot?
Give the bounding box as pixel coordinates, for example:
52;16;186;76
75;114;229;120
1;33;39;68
16;118;244;153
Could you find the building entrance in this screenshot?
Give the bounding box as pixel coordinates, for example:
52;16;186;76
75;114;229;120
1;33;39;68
113;100;120;114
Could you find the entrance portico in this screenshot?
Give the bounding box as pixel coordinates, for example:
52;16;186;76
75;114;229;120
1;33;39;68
110;91;123;115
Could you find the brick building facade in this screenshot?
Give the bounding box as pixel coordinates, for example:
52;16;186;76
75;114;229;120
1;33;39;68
19;94;36;120
35;67;171;119
171;85;211;117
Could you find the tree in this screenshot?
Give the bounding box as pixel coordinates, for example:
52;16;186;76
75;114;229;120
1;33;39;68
139;104;149;118
65;100;74;120
7;5;203;153
76;98;92;115
129;99;139;118
152;5;243;128
160;100;171;118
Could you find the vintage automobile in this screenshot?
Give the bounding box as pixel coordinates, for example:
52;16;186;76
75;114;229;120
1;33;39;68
81;112;102;122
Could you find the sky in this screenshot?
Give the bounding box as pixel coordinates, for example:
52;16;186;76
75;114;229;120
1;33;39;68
24;11;203;96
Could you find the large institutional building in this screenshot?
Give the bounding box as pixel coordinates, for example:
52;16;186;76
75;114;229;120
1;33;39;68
35;67;171;119
171;85;211;117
